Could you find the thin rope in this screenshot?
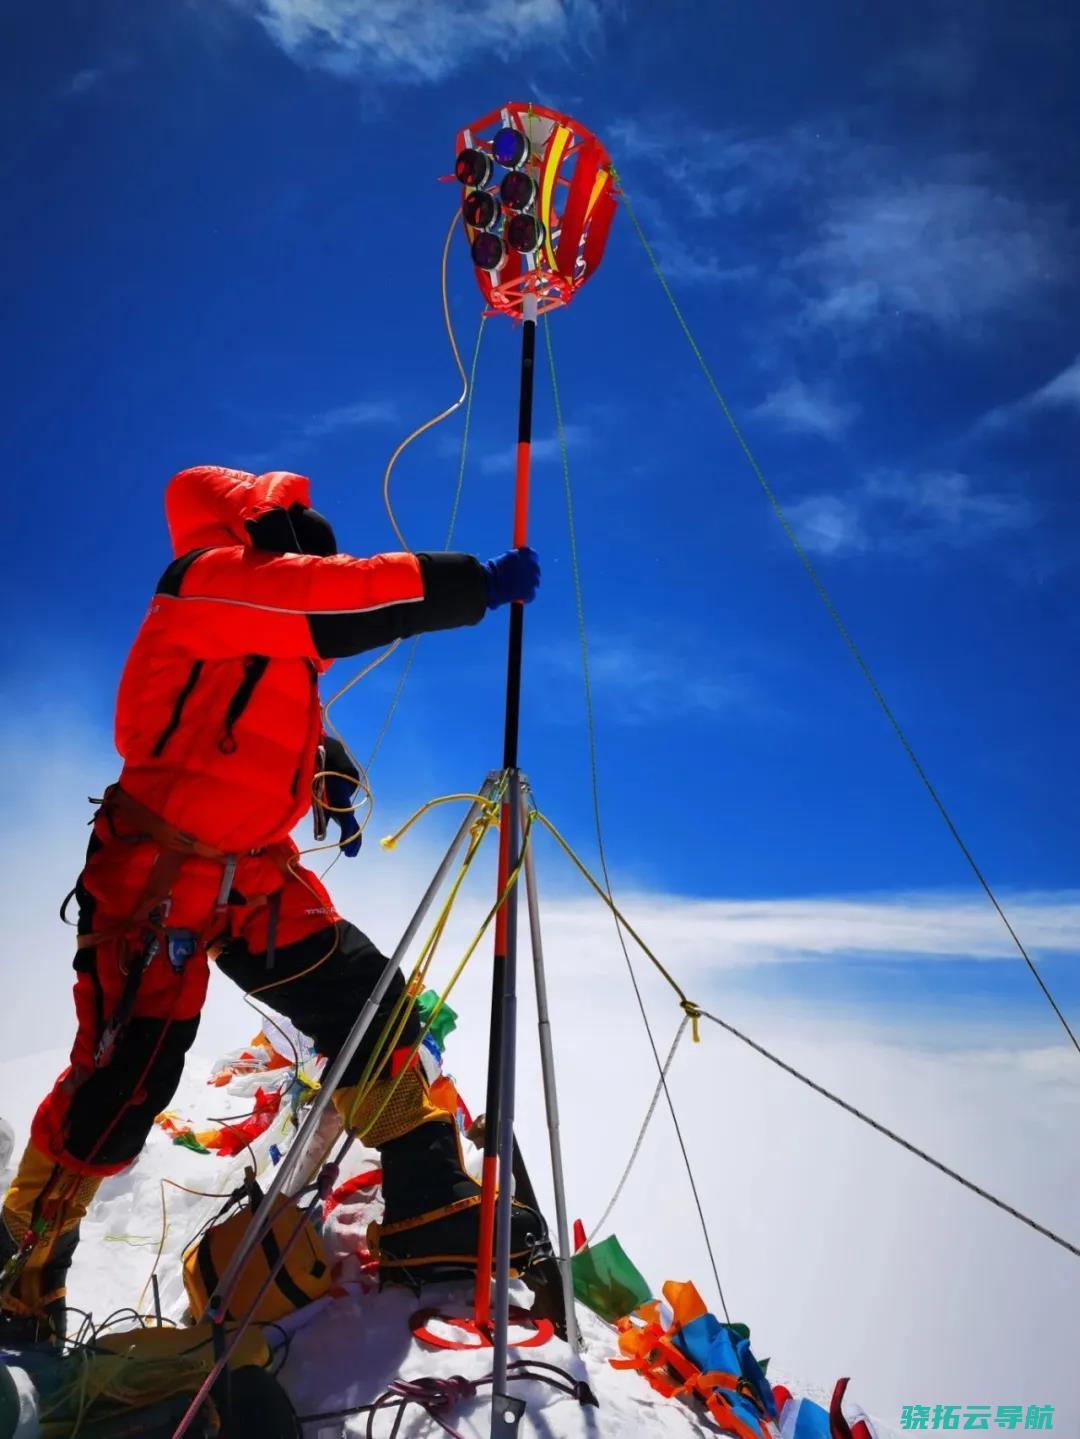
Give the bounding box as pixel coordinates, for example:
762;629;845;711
320;209;480;802
530;804;1080;1264
699;1006;1080;1260
544;313;732;1323
616;181;1080;1062
587;1016;690;1245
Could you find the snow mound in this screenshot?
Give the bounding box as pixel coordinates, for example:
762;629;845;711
11;1051;894;1437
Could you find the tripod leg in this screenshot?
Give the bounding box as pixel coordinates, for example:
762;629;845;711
520;786;583;1353
490;767;523;1431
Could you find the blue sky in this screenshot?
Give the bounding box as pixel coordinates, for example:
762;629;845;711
3;0;1079;1045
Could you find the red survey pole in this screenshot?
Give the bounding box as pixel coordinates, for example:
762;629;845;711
450;101;616;1429
474;293;537;1347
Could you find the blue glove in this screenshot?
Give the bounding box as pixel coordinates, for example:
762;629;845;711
483;547;541;609
324;773;362;857
319;737;362;857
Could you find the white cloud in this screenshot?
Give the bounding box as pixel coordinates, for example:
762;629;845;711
301;397;399;439
874;29;978;98
612;113;1074;332
246;395;400;465
64;68;110;97
782;492;870;556
752;379;858;438
800;176;1070;335
528;887;1080;973
1025;353;1080;413
536;634;754;724
981;352;1080;430
786;469;1033;558
59;56;134;100
478;426;588;476
234;0;609;82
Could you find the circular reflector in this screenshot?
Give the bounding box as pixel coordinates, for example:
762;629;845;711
462;189;501;230
492;126;530;169
455;148;493;187
500;170;536;212
506;213;545;255
471;231;507;272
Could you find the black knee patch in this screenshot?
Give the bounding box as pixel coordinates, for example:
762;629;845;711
64;1015;200;1167
218;922;419;1084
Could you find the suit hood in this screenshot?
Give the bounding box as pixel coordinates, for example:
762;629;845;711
165;466;313;556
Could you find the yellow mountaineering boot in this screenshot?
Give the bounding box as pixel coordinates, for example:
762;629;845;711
0;1142;100;1344
332;1065;549;1287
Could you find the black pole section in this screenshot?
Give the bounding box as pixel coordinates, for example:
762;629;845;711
477;310;537;1341
482;313;536;1145
502;316;536;770
210;1318;232;1428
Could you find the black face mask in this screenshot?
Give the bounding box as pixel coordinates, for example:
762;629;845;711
246;503;338;556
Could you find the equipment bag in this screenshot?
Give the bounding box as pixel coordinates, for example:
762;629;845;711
183;1185;331;1325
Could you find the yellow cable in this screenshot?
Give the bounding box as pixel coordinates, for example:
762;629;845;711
380;790;501;852
328;781;508;1108
135;1177;240;1316
320;205;475;761
341;792;503;1126
247;792;501;1217
344;811;536;1138
361;310;488;783
382;208;470;551
241;920;341;1001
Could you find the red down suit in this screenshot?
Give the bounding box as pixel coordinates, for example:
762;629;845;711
34;465;488;1176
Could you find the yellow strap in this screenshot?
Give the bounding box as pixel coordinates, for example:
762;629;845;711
540;125;571;270
342;801;534;1138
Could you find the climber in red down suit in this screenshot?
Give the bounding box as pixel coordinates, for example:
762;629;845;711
0;464;544;1340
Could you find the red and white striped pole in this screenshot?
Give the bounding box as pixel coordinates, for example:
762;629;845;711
475;287;538;1429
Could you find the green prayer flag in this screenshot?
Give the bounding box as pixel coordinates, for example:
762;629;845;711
571;1234;652;1323
417;990;458;1049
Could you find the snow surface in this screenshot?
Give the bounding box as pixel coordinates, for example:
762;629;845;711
1;1046;903;1438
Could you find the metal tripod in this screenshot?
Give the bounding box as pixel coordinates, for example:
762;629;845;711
172;769;581;1439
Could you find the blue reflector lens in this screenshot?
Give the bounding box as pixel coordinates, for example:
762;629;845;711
492;126;529;169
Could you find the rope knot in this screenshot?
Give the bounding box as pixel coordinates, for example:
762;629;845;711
680;998;703;1043
391;1374;477;1414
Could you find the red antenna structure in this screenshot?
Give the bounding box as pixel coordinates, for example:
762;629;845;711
454;101;617;317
